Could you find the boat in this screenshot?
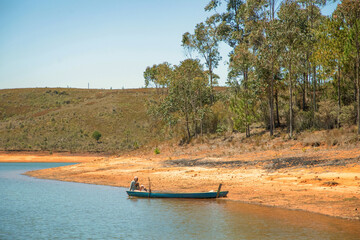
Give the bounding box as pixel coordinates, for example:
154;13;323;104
126;190;229;199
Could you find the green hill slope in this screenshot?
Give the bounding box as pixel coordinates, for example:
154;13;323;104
0;88;154;153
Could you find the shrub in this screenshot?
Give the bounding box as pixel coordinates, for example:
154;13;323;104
315;100;337;129
92;131;102;141
154;147;160;154
295;110;313;131
205;101;232;134
339;104;356;127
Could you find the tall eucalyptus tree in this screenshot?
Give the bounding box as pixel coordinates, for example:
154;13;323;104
182;17;222;98
278;0;306;138
335;0;360;134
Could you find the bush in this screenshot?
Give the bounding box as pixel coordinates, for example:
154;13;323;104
154;147;160;154
315;100;338;129
92;131;102;141
295;110;313;131
339;104;356;127
204;101;232;134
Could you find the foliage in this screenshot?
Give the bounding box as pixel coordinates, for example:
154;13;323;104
295;110;314;131
182;18;222;89
144;62;173;89
315;100;338;129
230;91;257;134
92;131;102;141
143;0;360;144
205;99;232;133
339;104;356;127
170;59;211;140
154;147;160;154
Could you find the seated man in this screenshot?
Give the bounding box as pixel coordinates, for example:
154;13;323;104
129;176;140;191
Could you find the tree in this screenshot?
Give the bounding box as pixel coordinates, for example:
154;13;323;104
92;131;102;142
314;13;347;128
278;0;306;138
254;0;280;136
229;71;258;137
147;59;211;142
205;0;244;48
207;0;279;136
335;0;360;134
169;59;210;140
182;18;222;96
144;65;157;88
144;62;173;92
299;0;331;124
228;42;256;137
266;0;277;136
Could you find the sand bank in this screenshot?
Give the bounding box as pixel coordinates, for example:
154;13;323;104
0;151;101;163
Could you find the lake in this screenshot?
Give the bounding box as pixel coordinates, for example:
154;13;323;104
1;162;359;239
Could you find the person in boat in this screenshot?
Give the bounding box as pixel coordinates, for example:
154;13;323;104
129;176;140;191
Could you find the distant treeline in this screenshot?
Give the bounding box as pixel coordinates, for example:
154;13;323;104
144;0;360;141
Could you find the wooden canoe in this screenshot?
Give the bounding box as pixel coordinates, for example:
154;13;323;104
126;191;229;199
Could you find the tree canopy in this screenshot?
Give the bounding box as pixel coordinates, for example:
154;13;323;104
144;0;360;142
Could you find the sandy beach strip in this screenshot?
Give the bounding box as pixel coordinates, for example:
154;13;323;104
0;151;101;163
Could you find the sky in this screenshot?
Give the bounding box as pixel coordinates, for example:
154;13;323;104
0;0;340;90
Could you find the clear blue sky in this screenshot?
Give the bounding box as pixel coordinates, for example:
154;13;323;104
0;0;339;89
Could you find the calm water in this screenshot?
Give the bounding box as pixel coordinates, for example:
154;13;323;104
1;163;360;240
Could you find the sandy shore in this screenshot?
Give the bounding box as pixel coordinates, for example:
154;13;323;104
4;147;359;220
0;151;102;163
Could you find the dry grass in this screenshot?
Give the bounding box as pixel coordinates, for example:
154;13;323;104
0;88;156;153
1;87;359;154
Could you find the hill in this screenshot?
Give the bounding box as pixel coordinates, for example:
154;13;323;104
0;88;155;153
1;87;360;154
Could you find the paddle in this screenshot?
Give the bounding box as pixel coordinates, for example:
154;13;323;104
216;183;222;198
148;177;151;198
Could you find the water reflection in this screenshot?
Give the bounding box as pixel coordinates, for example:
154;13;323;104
126;196;360;239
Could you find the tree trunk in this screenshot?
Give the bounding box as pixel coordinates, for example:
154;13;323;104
307;54;311;111
275;88;280;127
186;113;191;141
244;70;250;138
269;0;275;136
269;76;274;136
199;87;203;136
310;3;316;121
338;66;341;128
289;60;293;138
302;72;306;111
356;20;360;134
354;63;357;103
312;65;317;126
357;52;360;134
209;60;214;104
184;95;191;141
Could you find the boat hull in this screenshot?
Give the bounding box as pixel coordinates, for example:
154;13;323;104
126;191;228;199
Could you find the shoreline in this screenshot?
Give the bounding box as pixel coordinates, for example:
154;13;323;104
0;151;103;163
2;149;359;220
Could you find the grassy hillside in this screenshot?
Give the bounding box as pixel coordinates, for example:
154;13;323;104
0;88;156;153
1;87;359;154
